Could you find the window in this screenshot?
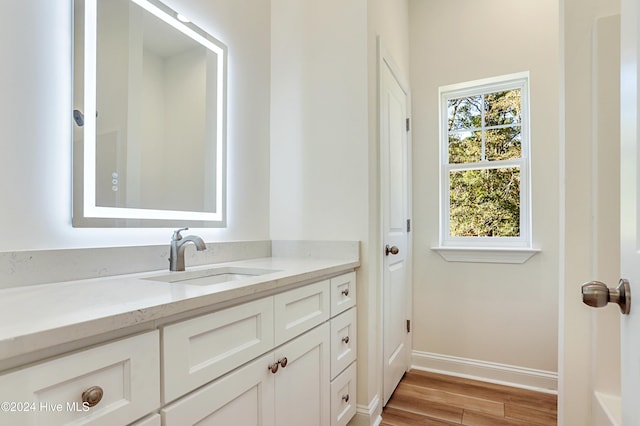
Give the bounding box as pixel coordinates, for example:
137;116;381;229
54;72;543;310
436;73;536;262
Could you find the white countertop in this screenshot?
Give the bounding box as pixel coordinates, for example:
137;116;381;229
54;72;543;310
0;256;359;361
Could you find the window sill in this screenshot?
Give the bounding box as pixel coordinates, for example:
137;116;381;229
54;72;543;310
431;246;540;264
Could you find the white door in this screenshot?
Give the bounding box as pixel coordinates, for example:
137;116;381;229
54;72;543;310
380;52;411;405
620;0;640;421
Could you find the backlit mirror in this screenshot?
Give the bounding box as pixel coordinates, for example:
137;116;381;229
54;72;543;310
73;0;227;227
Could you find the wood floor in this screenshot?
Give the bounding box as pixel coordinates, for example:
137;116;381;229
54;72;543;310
381;370;557;426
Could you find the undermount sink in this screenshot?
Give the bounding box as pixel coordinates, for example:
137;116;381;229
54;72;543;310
143;266;279;286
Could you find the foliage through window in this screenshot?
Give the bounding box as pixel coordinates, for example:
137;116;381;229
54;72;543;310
440;74;530;248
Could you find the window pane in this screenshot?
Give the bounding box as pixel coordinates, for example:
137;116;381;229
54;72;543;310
449;167;520;237
448;131;481;163
485;127;521;161
448;96;482;130
484;90;521;127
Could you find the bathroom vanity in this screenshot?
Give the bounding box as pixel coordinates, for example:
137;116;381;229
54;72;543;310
0;255;358;426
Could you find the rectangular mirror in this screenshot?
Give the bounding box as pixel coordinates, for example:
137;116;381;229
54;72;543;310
73;0;227;227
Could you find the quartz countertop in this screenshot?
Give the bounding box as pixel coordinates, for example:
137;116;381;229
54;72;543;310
0;256;359;361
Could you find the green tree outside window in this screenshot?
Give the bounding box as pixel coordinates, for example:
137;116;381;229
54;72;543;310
447;89;523;238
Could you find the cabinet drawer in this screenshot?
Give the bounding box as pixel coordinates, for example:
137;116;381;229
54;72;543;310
162;352;275;426
330;272;356;316
330;307;357;379
274;280;330;345
0;331;159;426
162;296;274;403
330;362;357;426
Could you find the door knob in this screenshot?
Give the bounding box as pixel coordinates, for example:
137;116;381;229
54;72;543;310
581;279;631;314
385;245;399;256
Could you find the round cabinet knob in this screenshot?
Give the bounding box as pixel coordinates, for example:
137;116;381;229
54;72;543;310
582;279;631;314
81;386;104;408
278;357;288;368
342;394;350;403
341;336;350;344
268;362;279;374
341;288;350;297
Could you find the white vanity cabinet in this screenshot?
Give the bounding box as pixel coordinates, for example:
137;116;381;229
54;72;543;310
162;323;330;426
0;331;160;426
161;271;356;426
0;267;357;426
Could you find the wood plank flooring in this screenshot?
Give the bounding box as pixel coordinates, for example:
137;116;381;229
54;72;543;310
381;370;557;426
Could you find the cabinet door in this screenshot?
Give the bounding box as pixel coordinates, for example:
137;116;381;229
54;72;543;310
162;352;275;426
274;323;330;426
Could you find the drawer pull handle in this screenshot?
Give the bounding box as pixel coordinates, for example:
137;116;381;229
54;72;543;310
341;288;350;296
268;362;279;374
278;357;288;368
81;386;104;407
342;336;350;344
342;394;350;403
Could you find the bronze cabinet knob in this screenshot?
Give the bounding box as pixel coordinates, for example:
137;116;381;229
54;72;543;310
81;386;104;407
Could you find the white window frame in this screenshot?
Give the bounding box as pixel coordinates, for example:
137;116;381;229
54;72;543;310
433;72;538;263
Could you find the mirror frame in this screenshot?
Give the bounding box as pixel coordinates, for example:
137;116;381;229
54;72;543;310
73;0;227;227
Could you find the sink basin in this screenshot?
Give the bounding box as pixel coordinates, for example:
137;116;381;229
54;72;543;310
143;266;279;286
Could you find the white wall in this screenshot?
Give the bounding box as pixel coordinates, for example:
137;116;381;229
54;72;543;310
269;0;369;242
409;0;560;384
269;0;375;418
0;0;270;250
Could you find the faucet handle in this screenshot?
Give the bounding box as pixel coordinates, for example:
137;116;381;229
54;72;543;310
172;227;189;241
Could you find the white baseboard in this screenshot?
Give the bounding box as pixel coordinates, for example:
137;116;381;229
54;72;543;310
350;394;382;426
411;350;558;394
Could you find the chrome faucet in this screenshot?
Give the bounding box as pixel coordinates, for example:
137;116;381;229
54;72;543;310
169;228;206;271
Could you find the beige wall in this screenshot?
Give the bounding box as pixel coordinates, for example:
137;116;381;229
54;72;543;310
408;0;560;382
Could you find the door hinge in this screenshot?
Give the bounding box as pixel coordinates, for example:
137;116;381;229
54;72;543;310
406;118;411;132
406;319;411;333
407;219;411;232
